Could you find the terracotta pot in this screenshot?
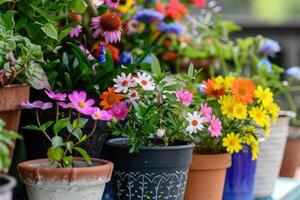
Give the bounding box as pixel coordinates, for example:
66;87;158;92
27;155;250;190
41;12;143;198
185;153;231;200
0;84;29;166
0;174;16;200
18;157;113;200
280;126;300;177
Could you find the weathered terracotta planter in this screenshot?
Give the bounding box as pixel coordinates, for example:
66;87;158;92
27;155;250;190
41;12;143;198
185;153;231;200
280;126;300;177
18;157;113;200
0;174;16;200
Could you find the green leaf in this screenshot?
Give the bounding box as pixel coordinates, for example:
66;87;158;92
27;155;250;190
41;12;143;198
104;53;114;73
66;141;74;153
41;23;58;40
73;118;88;129
0;0;12;5
47;147;64;162
22;125;43;132
43;121;54;130
53;118;69;135
51;136;63;149
64;72;72;90
72;128;83;140
30;4;53;22
188;63;194;77
151;54;161;76
63;156;73;167
1;11;15;29
73;147;91;165
57;27;72;44
69;0;88;13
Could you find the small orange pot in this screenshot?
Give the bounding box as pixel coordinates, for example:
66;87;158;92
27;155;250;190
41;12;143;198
280;136;300;177
185;153;231;200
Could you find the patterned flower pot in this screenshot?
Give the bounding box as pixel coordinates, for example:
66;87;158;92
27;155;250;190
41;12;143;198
17;157;113;200
280;126;300;177
223;147;257;200
185;153;231;200
254;116;291;198
107;138;194;200
0;174;16;200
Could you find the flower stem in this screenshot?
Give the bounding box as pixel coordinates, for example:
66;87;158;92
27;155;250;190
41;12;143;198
74;120;98;146
35;110;51;142
56;104;59;122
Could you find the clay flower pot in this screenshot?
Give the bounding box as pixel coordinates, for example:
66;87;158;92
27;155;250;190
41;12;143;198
107;138;194;200
18;157;113;200
185;153;231;200
0;174;16;200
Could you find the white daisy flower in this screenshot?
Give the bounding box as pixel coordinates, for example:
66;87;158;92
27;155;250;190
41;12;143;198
185;111;204;134
113;73;137;93
136;72;155;91
127;89;140;100
155;129;165;138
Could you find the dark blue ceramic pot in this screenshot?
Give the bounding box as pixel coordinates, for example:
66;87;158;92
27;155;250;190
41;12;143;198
223;146;257;200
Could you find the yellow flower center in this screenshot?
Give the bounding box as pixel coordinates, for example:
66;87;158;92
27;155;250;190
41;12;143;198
79;101;85;108
95;113;101;118
141;80;148;86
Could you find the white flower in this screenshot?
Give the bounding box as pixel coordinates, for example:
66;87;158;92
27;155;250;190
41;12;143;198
155;129;165;138
185;112;204;134
127;89;140;100
113;73;137;93
136;72;155;91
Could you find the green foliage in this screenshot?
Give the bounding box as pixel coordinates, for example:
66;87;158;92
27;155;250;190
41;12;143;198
0;119;21;171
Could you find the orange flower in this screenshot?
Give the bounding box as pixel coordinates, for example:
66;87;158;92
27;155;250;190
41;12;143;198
156;0;188;20
231;78;256;105
204;79;225;98
100;87;125;109
162;51;177;61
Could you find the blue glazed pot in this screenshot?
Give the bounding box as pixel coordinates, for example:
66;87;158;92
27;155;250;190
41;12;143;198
223;147;257;200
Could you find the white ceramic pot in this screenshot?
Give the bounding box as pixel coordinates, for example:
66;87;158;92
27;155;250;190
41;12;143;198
18;158;113;200
0;174;16;200
254;116;290;198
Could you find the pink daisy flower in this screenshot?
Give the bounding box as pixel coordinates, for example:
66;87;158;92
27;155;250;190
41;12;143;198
21;101;53;110
45;89;67;101
69;25;82;38
68;91;95;115
155;129;165;138
105;0;119;9
208;115;222;137
91;13;122;43
58;102;73;109
91;107;112;121
109;102;128;121
113;73;137;93
176;88;193;106
200;103;212;122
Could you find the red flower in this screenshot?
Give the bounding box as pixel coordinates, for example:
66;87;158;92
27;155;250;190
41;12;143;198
192;0;207;8
155;0;188;20
92;41;120;63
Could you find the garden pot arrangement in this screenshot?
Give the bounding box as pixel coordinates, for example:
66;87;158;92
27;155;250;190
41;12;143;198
0;174;16;200
185;153;231;200
254;113;294;198
18;158;113;200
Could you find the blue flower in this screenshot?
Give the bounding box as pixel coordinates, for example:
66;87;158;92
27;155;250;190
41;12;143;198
142;55;152;64
258;39;281;57
97;44;106;64
135;9;164;23
157;22;185;35
120;51;132;65
257;59;272;73
287;66;300;80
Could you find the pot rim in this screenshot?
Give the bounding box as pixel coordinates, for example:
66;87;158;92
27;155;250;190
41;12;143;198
107;138;195;150
190;152;232;170
279;110;296;118
0;84;29;89
0;174;16;193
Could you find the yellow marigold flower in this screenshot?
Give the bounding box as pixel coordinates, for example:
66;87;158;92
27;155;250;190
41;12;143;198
267;102;280;123
224;76;235;89
219;95;236;119
255;85;273;107
249;106;267;127
213;76;225;90
264;122;271;137
116;0;135;13
222;132;243;153
243;133;257;146
233;103;248;119
251;143;260;160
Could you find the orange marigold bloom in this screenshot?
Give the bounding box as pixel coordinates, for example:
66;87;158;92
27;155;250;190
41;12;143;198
156;0;188;20
231;78;256;105
204;79;225;98
100;87;125;109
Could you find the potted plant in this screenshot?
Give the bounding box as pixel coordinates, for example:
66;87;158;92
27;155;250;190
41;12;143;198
199;75;279;200
17;90;113;200
104;62;200;200
0;118;21;200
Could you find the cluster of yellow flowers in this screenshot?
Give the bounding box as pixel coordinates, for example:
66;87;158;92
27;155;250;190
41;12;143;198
204;76;280;160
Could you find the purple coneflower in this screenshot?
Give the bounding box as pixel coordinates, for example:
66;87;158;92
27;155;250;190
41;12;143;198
69;25;82;38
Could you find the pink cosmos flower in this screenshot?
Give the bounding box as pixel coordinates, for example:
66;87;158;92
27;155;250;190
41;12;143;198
45;90;67;101
68;91;95;115
58;102;73;109
91;107;112;121
105;0;119;9
91;13;122;43
176;88;193;106
109;102;128;120
200;103;212;122
208;115;222;137
69;25;82;38
155;129;165;138
21;101;53;110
